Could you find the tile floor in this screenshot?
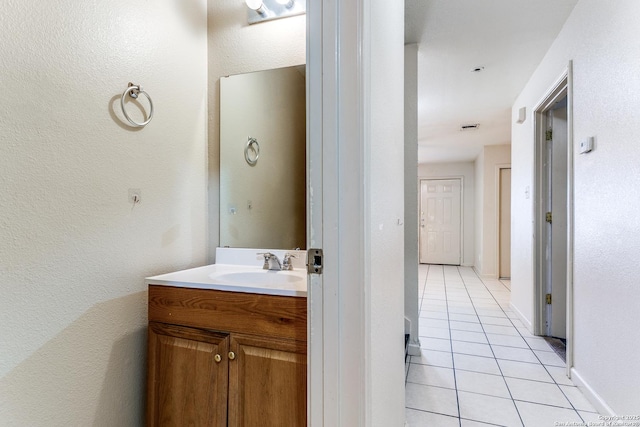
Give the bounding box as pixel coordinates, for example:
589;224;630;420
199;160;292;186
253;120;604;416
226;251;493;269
405;265;600;427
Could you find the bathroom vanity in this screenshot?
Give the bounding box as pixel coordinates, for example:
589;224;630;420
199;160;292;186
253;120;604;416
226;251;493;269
145;249;307;427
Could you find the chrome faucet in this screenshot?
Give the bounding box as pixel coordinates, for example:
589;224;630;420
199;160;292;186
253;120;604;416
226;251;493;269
282;252;297;270
258;252;282;270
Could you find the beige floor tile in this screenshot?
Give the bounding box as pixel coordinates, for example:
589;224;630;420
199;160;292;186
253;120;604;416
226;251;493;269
458;391;522;426
491;345;539;363
453;353;501;375
515;400;582;427
451;340;494;358
455;369;511;398
405;408;459;427
505;377;572;408
419;336;452;352
407;364;456;389
405;383;459;417
498;359;554;383
450;330;489;344
411;348;454;368
559;385;598;412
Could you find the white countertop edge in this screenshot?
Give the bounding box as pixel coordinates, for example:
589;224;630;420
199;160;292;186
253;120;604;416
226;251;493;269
146;279;307;298
145;263;308;298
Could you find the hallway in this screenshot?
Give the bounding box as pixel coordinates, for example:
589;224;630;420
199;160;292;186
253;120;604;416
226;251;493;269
405;265;600;426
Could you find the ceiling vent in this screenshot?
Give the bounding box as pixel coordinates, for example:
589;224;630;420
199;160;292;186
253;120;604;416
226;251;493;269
460;123;480;131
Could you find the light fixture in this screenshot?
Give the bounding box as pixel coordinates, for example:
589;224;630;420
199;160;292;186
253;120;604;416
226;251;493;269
276;0;295;8
245;0;267;15
246;0;305;25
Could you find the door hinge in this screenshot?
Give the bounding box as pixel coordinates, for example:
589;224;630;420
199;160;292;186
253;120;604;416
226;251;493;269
545;212;552;223
307;248;323;274
546;130;553;141
546;293;552;305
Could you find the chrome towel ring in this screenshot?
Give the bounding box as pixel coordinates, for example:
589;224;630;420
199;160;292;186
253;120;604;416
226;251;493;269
245;137;260;166
120;82;154;127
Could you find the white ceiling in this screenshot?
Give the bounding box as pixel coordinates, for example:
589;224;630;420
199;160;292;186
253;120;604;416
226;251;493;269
405;0;578;164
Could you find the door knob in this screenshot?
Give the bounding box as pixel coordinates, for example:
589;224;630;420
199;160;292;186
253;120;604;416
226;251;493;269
228;351;236;360
214;354;222;363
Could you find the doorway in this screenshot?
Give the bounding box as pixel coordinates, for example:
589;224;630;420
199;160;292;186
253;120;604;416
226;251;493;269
534;76;570;342
419;178;462;265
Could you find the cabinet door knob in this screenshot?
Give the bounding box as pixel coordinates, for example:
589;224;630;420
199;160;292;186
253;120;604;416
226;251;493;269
214;354;222;363
228;351;236;360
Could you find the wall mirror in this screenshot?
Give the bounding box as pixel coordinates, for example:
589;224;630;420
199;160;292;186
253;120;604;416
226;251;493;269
219;65;306;249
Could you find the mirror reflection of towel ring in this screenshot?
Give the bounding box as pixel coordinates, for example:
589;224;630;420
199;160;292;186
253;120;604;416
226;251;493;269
120;82;154;128
245;137;260;166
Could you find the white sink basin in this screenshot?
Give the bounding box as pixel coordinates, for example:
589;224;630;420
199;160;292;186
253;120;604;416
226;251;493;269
210;270;304;286
146;264;307;297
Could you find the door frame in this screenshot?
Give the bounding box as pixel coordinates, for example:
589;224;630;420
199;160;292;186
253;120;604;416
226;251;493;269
308;1;405;423
306;0;324;422
495;165;511;279
307;0;369;424
532;61;574;376
417;176;464;266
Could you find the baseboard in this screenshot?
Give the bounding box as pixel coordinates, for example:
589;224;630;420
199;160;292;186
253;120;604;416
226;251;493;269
472;266;496;280
404;315;421;356
407;341;421;357
570;368;615;416
509;302;533;333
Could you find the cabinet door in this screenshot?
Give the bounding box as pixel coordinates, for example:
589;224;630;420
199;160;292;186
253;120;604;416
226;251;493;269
228;334;307;427
147;322;229;427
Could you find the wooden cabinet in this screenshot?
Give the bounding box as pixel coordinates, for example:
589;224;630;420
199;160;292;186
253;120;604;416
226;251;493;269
228;334;306;426
146;285;307;427
147;322;229;426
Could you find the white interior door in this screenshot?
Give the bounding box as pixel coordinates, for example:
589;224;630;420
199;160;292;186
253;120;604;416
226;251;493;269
499;168;511;279
419;179;462;265
549;104;568;339
534;71;573;363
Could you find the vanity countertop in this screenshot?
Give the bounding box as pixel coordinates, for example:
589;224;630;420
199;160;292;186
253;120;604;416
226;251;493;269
145;263;307;297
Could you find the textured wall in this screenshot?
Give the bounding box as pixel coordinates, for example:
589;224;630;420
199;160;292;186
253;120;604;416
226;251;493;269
0;0;208;424
474;149;486;273
511;0;640;414
475;145;511;277
207;0;306;261
418;161;476;267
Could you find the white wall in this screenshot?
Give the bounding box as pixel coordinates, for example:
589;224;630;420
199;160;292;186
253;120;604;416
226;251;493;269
474;145;511;277
418;162;476;267
511;0;640;414
474;149;486;273
404;44;420;352
0;0;208;424
207;0;306;261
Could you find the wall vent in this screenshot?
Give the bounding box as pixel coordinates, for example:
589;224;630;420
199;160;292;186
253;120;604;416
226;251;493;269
460;123;480;131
